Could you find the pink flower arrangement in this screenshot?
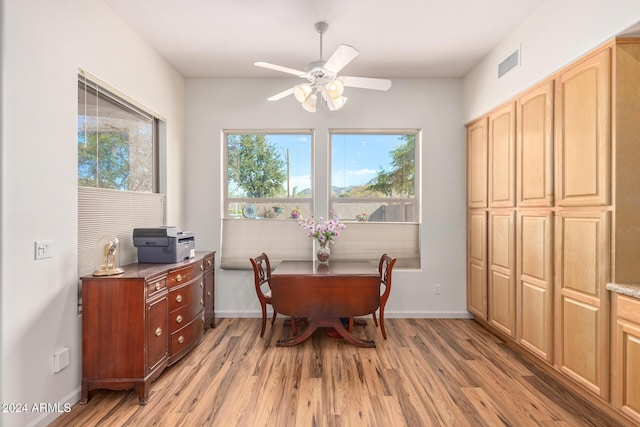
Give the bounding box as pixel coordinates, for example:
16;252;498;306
298;210;346;245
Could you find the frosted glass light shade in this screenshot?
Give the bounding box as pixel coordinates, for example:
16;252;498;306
302;93;317;112
326;79;344;99
294;84;313;103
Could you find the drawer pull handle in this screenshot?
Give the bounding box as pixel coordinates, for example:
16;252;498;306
176;315;183;323
176;294;183;303
207;291;211;297
178;335;184;344
207;260;212;267
200;264;204;271
155;283;162;291
176;274;184;282
155;327;162;337
200;281;204;288
200;299;204;306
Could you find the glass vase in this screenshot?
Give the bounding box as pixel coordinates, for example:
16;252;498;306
316;241;331;263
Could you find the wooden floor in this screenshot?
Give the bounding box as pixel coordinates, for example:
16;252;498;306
51;318;629;427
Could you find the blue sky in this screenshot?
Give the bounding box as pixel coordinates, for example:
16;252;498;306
272;133;404;192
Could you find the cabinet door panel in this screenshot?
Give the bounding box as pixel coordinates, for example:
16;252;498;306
555;211;610;399
488;211;515;337
146;296;168;373
557;213;609;298
489;103;516;207
517;81;554;207
560;297;600;389
517;212;553;362
467;211;487;319
612;295;640;423
556;49;611;206
467;118;488;208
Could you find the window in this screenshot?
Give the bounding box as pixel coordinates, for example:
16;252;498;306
77;71;165;288
224;131;313;219
78;74;158;192
330;131;418;223
221;129;421;270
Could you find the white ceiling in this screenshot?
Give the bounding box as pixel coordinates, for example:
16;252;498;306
104;0;545;79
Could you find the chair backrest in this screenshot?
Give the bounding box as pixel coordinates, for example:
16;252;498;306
378;254;397;301
250;253;272;299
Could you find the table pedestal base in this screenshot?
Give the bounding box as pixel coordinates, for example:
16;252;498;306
276;318;375;348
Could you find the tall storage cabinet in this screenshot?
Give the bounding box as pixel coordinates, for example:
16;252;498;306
467;38;640;418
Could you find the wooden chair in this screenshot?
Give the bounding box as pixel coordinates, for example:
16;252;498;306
375;254;397;339
348;254;396;339
250;253;297;338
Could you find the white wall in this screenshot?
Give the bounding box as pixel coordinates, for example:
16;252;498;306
0;1;185;426
462;0;640;122
184;78;469;319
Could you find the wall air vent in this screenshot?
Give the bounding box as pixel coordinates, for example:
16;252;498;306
498;49;520;78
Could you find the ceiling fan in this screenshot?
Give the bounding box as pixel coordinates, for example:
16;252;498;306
255;21;392;112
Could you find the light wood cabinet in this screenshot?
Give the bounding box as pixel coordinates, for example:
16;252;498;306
517;81;554;207
611;294;640;423
555;48;611;207
467;211;487;319
555;211;610;399
517;211;553;363
488;210;515;337
467;117;488;209
489;103;516;208
467;38;640;423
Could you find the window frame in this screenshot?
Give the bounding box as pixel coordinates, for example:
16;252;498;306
328;129;421;224
222;129;315;220
78;72;160;193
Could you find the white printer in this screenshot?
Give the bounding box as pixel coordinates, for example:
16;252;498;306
133;226;195;263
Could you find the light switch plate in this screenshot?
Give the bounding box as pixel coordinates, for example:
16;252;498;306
35;240;53;260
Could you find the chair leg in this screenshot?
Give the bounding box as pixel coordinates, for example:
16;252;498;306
372;311;379;327
348;317;354;332
379;307;387;340
291;317;297;336
259;303;268;338
271;309;277;325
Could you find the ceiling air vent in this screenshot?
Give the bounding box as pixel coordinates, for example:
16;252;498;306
498;49;519;78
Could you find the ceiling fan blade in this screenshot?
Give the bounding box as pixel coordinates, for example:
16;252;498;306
267;87;295;101
255;62;306;77
341;76;392;91
323;44;359;74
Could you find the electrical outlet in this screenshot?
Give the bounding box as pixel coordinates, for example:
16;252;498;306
434;284;441;295
53;347;70;373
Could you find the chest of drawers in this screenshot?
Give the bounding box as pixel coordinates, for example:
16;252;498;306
80;251;215;404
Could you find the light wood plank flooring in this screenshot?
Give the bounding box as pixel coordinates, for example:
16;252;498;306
51;318;629;426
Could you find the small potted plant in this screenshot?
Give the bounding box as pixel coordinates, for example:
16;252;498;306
356;213;369;222
290;207;302;219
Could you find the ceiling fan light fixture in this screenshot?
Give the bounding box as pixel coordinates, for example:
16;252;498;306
301;93;317;112
326;79;344;99
294;84;313;103
326;94;347;111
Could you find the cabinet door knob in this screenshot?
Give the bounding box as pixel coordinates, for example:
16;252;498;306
200;281;203;288
200;299;204;306
176;274;183;282
200;264;204;271
207;291;211;297
155;327;162;337
178;335;184;344
176;315;183;323
155;282;162;291
176;294;183;303
207;259;212;267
